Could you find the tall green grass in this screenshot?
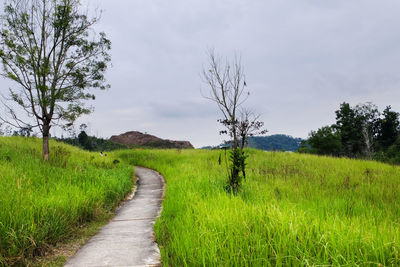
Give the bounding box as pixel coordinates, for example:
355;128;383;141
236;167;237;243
117;149;400;266
0;137;133;266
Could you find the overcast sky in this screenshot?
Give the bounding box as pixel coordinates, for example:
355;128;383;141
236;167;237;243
3;0;400;148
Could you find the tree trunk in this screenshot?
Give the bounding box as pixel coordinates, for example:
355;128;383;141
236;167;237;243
233;128;238;149
240;135;246;150
42;124;50;161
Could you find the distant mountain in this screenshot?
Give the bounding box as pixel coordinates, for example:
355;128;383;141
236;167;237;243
205;134;303;152
247;135;303;151
110;131;194;149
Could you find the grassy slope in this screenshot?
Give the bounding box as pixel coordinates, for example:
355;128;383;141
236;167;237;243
117;149;400;266
0;137;134;266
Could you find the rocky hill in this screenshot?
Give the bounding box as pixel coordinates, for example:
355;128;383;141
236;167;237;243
110;131;193;149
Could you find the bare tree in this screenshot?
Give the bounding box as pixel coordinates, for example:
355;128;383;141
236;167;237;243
0;0;111;160
202;49;247;149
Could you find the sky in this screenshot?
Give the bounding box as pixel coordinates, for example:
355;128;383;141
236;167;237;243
2;0;400;148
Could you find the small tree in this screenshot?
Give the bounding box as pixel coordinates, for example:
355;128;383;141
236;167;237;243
202;50;265;192
0;0;111;160
77;130;90;149
306;125;342;156
335;102;363;157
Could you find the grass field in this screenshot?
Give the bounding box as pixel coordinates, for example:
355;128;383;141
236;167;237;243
2;138;399;266
0;137;134;266
117;149;400;266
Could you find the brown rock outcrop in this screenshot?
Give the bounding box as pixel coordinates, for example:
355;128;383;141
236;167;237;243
110;131;193;149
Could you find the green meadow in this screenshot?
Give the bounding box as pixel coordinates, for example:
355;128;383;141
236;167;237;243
0;137;133;266
117;149;400;266
1;137;400;266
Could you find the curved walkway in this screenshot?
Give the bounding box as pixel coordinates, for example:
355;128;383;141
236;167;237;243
65;167;165;267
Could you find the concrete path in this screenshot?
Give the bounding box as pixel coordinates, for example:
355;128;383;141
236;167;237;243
65;167;165;267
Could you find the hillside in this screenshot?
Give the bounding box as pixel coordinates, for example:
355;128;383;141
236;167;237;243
0;137;133;266
247;134;303;151
205;134;303;151
110;131;193;149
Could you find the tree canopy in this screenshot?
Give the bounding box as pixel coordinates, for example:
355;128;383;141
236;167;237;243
0;0;111;160
302;102;400;164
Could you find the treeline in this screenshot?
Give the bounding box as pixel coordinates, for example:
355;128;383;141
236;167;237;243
59;131;126;152
0;124;125;152
300;102;400;163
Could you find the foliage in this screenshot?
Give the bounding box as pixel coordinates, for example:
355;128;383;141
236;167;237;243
78;130;92;150
335;102;364;157
333;102;380;157
116;149;400;266
305;126;342;156
304;102;400;163
0;137;133;265
225;148;246;192
376;106;400;151
59;131;126;152
384;137;400;164
0;0;111;160
354;102;380;158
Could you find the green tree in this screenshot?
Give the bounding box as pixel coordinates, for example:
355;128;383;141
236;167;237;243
382;137;400;164
78;130;92;150
376;106;400;150
307;125;342;156
335;102;363;157
354;102;380;158
0;0;111;160
335;102;380;158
